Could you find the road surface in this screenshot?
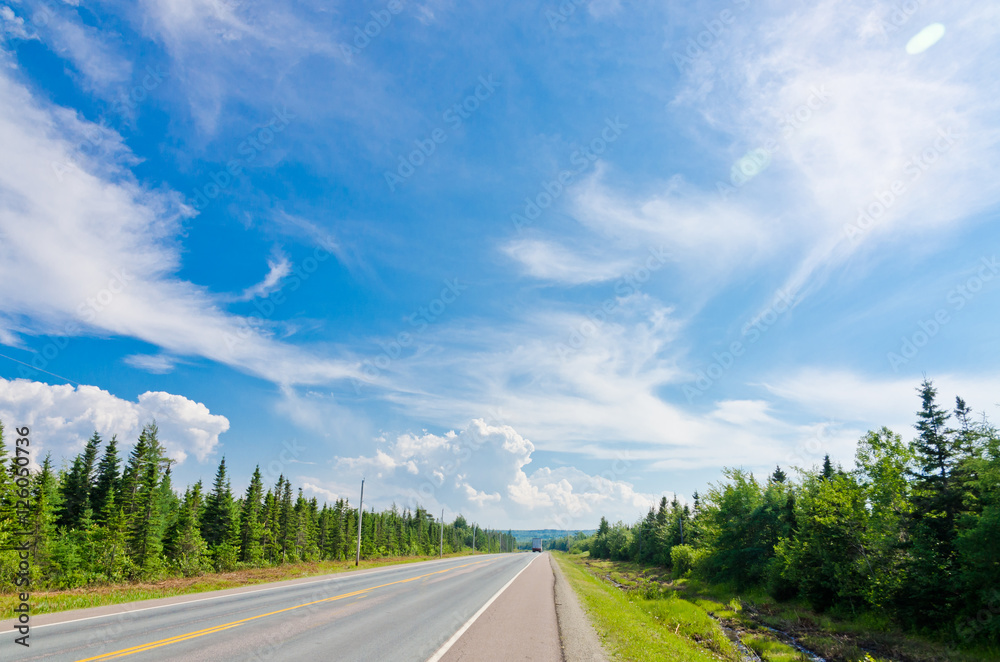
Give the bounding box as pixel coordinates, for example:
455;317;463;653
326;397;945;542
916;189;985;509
2;553;562;662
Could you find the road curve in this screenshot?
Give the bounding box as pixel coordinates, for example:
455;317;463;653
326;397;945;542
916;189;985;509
2;553;542;662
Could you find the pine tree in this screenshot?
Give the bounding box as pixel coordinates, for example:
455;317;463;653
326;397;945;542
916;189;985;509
201;457;233;548
239;467;265;565
164;481;208;576
821;455;834;481
125;424;168;577
902;380;965;626
770;465;788;483
29;454;60;580
57;432;101;529
91;435;120;523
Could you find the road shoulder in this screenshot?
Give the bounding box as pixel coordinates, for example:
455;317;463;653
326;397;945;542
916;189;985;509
550;553;609;662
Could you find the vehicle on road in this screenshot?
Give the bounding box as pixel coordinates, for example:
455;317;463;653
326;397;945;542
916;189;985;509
532;537;543;552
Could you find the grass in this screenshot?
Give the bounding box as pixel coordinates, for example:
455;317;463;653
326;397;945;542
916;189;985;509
651;575;1000;662
3;551;475;617
552;552;736;661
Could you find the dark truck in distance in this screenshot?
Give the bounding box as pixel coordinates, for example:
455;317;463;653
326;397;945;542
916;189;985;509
531;537;543;552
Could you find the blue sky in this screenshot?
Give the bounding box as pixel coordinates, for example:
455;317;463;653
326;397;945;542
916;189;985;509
0;0;998;528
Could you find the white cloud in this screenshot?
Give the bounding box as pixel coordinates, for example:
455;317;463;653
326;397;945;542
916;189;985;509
672;0;1000;305
763;369;1000;436
502;237;634;284
124;353;177;374
302;418;659;528
234;254;291;301
0;5;33;41
43;10;132;90
0;66;362;387
0;377;229;465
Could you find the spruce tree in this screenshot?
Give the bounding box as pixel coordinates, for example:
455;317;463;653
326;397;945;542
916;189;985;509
239;467;265;565
91;435;120;523
201;458;234;548
57;432;101;529
165;481;208;576
903;380;964;626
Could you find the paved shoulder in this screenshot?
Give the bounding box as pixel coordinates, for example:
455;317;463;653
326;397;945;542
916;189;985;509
440;553;562;662
550;554;608;662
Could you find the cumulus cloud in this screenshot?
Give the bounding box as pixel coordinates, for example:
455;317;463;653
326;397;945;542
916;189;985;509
299;419;659;528
0;377;229;465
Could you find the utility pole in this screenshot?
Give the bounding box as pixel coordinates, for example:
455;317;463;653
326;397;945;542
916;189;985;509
440;508;444;558
472;526;476;553
679;517;684;546
355;478;364;566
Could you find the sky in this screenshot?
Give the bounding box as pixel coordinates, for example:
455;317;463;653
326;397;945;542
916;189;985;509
0;0;998;529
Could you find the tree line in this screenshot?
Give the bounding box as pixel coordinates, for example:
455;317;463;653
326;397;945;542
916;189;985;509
580;380;1000;645
0;422;515;590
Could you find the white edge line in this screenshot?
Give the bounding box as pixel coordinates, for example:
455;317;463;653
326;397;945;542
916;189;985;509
1;554;495;634
425;553;540;662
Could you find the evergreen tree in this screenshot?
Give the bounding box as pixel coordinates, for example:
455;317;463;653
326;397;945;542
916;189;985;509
239;466;265;565
29;454;60;582
770;465;788;483
902;380;965;625
125;424;168;577
165;481;208;575
57;432;101;529
90;435;120;523
201;457;234;548
820;455;834;481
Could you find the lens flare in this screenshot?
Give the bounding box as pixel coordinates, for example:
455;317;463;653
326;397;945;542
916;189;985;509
906;23;946;55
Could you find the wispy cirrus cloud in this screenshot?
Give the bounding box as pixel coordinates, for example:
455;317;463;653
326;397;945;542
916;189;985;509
0;65;361;387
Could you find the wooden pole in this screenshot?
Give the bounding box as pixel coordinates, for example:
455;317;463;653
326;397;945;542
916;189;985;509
355;478;364;566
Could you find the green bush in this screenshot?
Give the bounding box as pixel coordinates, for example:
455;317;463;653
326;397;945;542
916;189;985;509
670;544;704;578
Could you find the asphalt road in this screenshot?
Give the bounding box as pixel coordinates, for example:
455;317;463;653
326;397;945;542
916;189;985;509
2;553;549;662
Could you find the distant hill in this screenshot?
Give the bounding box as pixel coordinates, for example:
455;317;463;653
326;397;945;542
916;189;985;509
508;529;595;543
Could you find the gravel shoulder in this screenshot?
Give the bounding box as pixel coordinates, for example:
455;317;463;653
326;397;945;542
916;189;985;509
550;553;609;662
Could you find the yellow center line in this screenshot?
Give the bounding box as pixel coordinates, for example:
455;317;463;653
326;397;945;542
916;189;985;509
75;559;494;662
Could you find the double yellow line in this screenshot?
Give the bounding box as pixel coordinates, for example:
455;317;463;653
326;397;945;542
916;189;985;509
77;559;491;661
